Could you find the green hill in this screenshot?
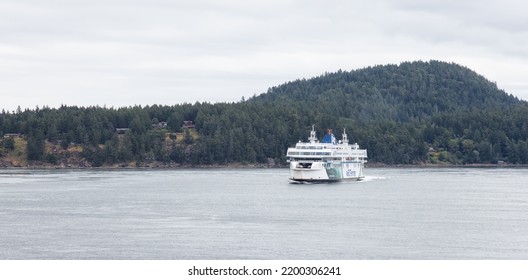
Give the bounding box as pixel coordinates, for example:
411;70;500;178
1;60;527;167
251;60;519;121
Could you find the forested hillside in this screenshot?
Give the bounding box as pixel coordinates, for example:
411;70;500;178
1;60;527;167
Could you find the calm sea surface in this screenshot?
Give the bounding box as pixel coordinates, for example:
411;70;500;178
0;168;527;259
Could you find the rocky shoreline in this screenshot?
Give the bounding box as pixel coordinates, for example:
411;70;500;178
2;160;527;169
0;160;287;169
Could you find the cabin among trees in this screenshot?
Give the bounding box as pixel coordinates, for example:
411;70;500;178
115;128;129;134
3;133;22;138
183;121;195;129
152;122;168;129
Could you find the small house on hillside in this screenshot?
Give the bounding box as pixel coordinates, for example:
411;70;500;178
152;122;168;129
115;128;129;134
183;121;195;129
3;133;22;138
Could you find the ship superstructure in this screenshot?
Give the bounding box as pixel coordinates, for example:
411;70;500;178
286;126;367;182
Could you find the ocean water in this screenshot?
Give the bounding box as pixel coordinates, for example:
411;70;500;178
0;168;527;259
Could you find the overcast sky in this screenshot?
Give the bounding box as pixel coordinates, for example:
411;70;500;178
1;0;527;111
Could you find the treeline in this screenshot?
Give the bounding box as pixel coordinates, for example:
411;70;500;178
0;104;200;165
1;60;528;166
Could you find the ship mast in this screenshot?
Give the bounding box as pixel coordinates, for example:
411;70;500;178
342;128;349;145
308;125;317;143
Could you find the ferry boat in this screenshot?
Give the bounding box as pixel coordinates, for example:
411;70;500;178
286;126;367;182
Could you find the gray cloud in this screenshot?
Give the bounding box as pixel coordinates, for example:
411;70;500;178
1;0;527;111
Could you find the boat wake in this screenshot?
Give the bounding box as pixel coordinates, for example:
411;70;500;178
358;176;386;182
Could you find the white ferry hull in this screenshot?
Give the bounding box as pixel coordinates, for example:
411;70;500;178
289;161;364;182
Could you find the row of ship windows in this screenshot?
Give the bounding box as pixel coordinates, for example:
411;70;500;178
295;145;352;150
322;158;361;162
295;146;325;150
287;152;332;156
288;158;360;164
288;152;365;158
288;156;361;161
